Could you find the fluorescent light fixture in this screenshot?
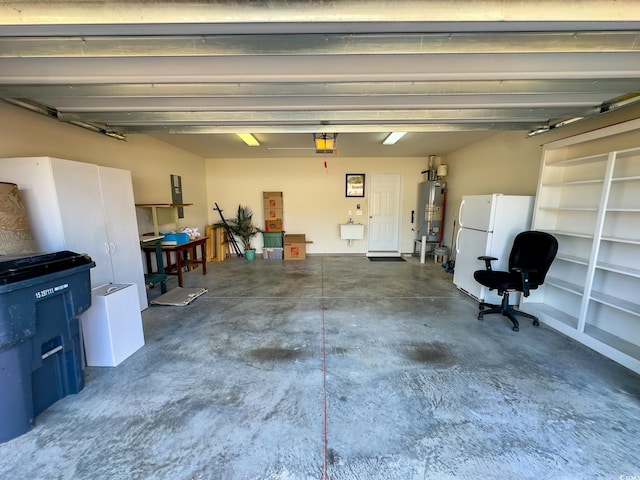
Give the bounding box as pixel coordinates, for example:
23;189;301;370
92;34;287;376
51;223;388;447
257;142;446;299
383;131;406;145
236;133;260;146
526;126;551;137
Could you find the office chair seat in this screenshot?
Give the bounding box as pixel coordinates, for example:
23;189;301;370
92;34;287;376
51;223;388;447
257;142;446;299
474;270;529;292
473;231;558;332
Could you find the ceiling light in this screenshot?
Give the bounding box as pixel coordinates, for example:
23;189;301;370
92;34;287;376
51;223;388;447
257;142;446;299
383;132;407;145
526;126;551;137
314;133;337;154
236;133;260;146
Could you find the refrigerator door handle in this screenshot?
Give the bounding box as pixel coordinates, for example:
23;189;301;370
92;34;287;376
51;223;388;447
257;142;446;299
458;198;466;228
455;228;462;254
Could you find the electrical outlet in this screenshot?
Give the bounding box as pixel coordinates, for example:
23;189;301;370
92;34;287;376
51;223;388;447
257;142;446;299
348;210;352;216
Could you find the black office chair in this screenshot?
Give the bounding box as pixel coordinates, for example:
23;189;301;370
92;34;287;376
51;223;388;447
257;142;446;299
473;231;558;332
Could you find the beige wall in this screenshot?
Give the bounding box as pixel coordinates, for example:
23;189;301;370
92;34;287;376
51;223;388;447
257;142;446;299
442;131;543;250
0;102;209;236
3;100;638;257
440;103;640;254
205;156;428;254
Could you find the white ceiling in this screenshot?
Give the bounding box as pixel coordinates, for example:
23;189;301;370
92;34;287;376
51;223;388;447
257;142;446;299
1;1;639;158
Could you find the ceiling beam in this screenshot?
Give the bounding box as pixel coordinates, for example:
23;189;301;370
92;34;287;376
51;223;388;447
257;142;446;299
0;79;638;99
116;123;540;135
35;94;608;112
58;107;596;125
0;1;637;27
1;32;639;58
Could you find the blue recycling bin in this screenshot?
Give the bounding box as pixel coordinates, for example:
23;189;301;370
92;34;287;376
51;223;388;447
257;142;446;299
0;250;95;444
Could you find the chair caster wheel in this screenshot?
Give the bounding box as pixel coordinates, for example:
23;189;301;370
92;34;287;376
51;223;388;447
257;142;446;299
512;326;519;332
477;315;484;321
533;319;540;327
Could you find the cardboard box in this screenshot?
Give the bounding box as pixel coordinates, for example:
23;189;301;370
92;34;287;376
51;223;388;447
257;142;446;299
284;234;310;261
263;191;283;209
264;208;283;220
265;219;283;232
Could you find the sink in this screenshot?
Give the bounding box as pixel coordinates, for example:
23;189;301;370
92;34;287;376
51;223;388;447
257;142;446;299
340;223;364;240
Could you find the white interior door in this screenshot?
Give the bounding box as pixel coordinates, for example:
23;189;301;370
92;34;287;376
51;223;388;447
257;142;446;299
367;173;401;254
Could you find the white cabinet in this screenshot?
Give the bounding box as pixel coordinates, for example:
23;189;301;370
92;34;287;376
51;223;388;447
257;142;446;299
523;120;640;374
81;284;145;367
0;157;147;310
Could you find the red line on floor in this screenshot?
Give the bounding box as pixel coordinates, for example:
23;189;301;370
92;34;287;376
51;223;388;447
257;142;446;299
321;258;329;480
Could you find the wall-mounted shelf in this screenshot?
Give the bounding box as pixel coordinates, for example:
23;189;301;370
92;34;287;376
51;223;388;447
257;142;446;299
135;203;193;235
523;120;640;374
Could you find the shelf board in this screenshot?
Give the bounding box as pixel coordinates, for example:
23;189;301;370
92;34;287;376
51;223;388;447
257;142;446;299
545;153;608;167
541;179;603;186
556;254;589;266
539;206;598;212
546;276;584;295
611;175;640;183
600;235;640;245
605;208;640;213
584;324;640;361
135;203;193;208
523;302;579;330
596;261;640;278
543;229;594;240
590;291;640;317
134;203;193;236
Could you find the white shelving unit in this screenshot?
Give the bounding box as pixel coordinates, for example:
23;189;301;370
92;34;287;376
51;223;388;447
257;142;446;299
135;203;192;236
523;119;640;374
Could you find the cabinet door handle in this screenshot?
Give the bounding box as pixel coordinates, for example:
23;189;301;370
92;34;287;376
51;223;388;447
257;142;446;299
110;242;116;253
104;242;110;254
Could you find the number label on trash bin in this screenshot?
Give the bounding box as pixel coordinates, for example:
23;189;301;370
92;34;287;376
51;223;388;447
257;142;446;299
34;283;69;299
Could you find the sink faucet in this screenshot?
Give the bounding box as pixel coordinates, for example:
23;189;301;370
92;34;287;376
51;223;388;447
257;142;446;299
347;218;354;224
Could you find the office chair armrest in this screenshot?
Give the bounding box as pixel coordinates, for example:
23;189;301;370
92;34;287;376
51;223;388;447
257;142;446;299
512;267;537;297
478;255;498;271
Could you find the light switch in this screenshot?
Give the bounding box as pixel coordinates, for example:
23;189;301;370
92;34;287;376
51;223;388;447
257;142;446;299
356;210;363;216
348;210;352;216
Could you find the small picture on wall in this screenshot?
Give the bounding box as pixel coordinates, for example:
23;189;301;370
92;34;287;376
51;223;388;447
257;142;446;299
346;174;365;197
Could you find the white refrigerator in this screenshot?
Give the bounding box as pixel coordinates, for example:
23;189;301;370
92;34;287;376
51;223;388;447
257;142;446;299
453;194;534;305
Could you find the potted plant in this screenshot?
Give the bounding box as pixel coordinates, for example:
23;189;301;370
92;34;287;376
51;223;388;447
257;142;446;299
223;205;262;261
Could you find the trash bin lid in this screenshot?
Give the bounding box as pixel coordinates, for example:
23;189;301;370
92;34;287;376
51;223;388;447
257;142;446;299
0;251;94;285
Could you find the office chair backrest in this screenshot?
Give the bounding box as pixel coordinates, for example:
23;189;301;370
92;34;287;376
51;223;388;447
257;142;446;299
509;231;558;287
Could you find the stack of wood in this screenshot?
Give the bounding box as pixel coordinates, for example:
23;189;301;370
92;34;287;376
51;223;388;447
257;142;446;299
205;225;229;262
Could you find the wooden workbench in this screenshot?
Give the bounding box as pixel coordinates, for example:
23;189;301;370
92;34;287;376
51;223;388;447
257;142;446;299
141;237;207;288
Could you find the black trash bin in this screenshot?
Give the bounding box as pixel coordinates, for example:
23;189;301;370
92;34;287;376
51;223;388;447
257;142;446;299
0;250;95;444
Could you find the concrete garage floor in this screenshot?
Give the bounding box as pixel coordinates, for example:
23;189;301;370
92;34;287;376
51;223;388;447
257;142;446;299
1;256;639;479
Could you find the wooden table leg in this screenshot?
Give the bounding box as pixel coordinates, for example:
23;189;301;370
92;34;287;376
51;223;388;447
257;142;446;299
144;250;152;273
201;242;207;275
175;249;184;287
